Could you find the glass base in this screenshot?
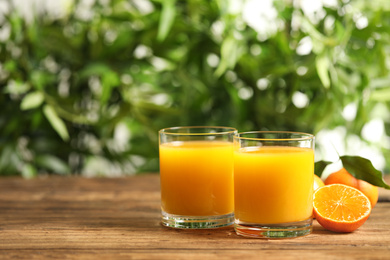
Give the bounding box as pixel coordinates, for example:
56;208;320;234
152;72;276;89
161;211;234;229
234;217;312;238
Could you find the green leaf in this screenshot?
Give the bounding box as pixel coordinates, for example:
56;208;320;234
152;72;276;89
316;54;330;88
340;155;390;190
334;20;345;42
21;91;44;110
4;60;17;72
215;35;241;77
21;164;37;179
315;160;332;178
80;63;112;78
43;105;69;141
370;87;390;102
4;80;30;95
35;155;70;175
157;0;176;41
368;76;390;89
101;71;120;104
300;17;326;45
30;71;50;90
79;63;120;104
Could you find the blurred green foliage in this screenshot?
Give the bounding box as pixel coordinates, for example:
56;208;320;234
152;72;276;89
1;0;390;177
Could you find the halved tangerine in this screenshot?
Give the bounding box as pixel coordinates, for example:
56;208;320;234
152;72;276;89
313;184;371;233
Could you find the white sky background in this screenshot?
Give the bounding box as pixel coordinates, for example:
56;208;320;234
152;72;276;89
6;0;389;173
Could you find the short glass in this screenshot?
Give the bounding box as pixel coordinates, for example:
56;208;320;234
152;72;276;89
159;126;237;229
233;131;315;238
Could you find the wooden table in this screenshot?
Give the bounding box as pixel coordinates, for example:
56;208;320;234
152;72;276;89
0;175;389;259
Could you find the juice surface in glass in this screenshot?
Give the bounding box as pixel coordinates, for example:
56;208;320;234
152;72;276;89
160;140;234;216
234;146;314;224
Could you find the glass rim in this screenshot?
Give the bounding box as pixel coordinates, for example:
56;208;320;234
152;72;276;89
159;126;237;136
234;131;314;141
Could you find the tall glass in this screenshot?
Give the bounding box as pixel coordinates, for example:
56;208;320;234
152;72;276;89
233;131;315;238
159;126;237;229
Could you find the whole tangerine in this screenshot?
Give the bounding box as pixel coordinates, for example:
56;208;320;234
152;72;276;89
357;179;378;207
324;168;358;188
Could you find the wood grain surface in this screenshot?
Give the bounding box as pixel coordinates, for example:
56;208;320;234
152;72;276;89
0;175;389;259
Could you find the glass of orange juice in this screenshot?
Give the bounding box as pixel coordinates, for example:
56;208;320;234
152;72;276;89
159;126;237;228
233;131;315;238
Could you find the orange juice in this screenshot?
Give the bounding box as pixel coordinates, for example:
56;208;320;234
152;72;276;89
160;141;234;216
234;146;314;224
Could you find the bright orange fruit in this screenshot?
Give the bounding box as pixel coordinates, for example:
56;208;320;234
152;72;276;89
357;179;378;208
324;168;358;188
313;174;324;191
312;175;325;218
324;168;378;207
313;184;371;233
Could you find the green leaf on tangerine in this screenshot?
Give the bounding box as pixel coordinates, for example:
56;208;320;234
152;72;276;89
340;155;390;190
315;160;332;178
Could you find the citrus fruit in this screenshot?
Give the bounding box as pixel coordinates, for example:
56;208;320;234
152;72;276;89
313;174;324;191
313;184;371;233
324;168;378;207
312;175;325;218
324;168;358;188
357;179;378;207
